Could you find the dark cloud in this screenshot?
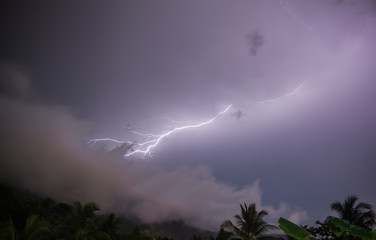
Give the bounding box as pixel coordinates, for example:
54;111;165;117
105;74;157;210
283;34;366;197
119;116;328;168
232;110;245;120
0;63;35;99
247;31;264;56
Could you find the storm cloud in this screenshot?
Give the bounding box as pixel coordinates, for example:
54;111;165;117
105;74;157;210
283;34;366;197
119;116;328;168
0;65;307;230
0;0;375;230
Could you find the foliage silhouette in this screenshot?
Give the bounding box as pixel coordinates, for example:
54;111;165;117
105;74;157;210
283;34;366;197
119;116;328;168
330;195;375;230
327;216;376;240
98;213;123;240
279;216;376;240
59;201;111;240
304;219;337;240
221;203;279;240
0;215;50;240
2;184;376;240
209;228;234;240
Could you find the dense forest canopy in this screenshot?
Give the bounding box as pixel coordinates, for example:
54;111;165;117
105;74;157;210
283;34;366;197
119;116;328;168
1;184;375;240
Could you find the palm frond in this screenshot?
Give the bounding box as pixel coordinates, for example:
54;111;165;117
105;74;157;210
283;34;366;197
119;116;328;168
330;201;344;217
355;202;373;211
221;220;242;237
224;203;277;240
330;195;375;229
255;224;279;236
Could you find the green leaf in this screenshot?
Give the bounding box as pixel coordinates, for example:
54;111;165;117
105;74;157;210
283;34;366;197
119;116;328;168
326;216;347;237
278;218;316;240
371;230;376;240
327;216;376;240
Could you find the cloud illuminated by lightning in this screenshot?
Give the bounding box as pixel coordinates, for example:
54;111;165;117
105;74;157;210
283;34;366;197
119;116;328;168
89;105;232;158
141;117;199;125
88;81;305;158
88;138;132;146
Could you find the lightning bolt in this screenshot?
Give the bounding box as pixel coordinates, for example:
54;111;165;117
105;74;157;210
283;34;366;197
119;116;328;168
89;105;232;158
88;82;305;158
257;82;305;104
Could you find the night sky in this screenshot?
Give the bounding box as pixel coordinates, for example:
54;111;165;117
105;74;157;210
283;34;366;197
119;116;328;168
1;0;376;230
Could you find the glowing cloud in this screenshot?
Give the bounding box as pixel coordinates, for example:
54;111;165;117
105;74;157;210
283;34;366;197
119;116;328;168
89;81;306;158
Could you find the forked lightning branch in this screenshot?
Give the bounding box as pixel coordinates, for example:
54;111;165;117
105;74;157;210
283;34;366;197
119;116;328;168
88;82;305;158
88;105;232;158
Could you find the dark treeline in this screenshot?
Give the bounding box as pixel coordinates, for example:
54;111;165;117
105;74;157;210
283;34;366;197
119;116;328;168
0;183;213;240
0;183;163;240
0;183;375;240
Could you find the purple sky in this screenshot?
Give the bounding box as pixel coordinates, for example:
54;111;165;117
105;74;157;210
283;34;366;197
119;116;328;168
1;0;376;230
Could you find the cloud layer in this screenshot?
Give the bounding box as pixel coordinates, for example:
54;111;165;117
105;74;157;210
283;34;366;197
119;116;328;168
0;65;307;230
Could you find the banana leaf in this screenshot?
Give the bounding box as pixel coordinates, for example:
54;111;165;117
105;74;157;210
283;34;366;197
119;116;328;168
327;216;376;240
278;218;316;240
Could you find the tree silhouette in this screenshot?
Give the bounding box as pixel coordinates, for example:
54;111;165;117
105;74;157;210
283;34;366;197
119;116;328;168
0;218;17;240
221;203;279;240
330;195;375;230
98;213;123;240
304;220;337;240
19;215;50;240
209;228;234;240
190;234;207;240
60;201;111;240
0;215;51;240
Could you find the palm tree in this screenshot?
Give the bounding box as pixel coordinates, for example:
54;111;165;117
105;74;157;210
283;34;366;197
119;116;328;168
98;213;122;240
0;215;51;240
221;203;279;240
59;201;111;240
19;215;50;240
0;218;17;240
330;195;375;230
